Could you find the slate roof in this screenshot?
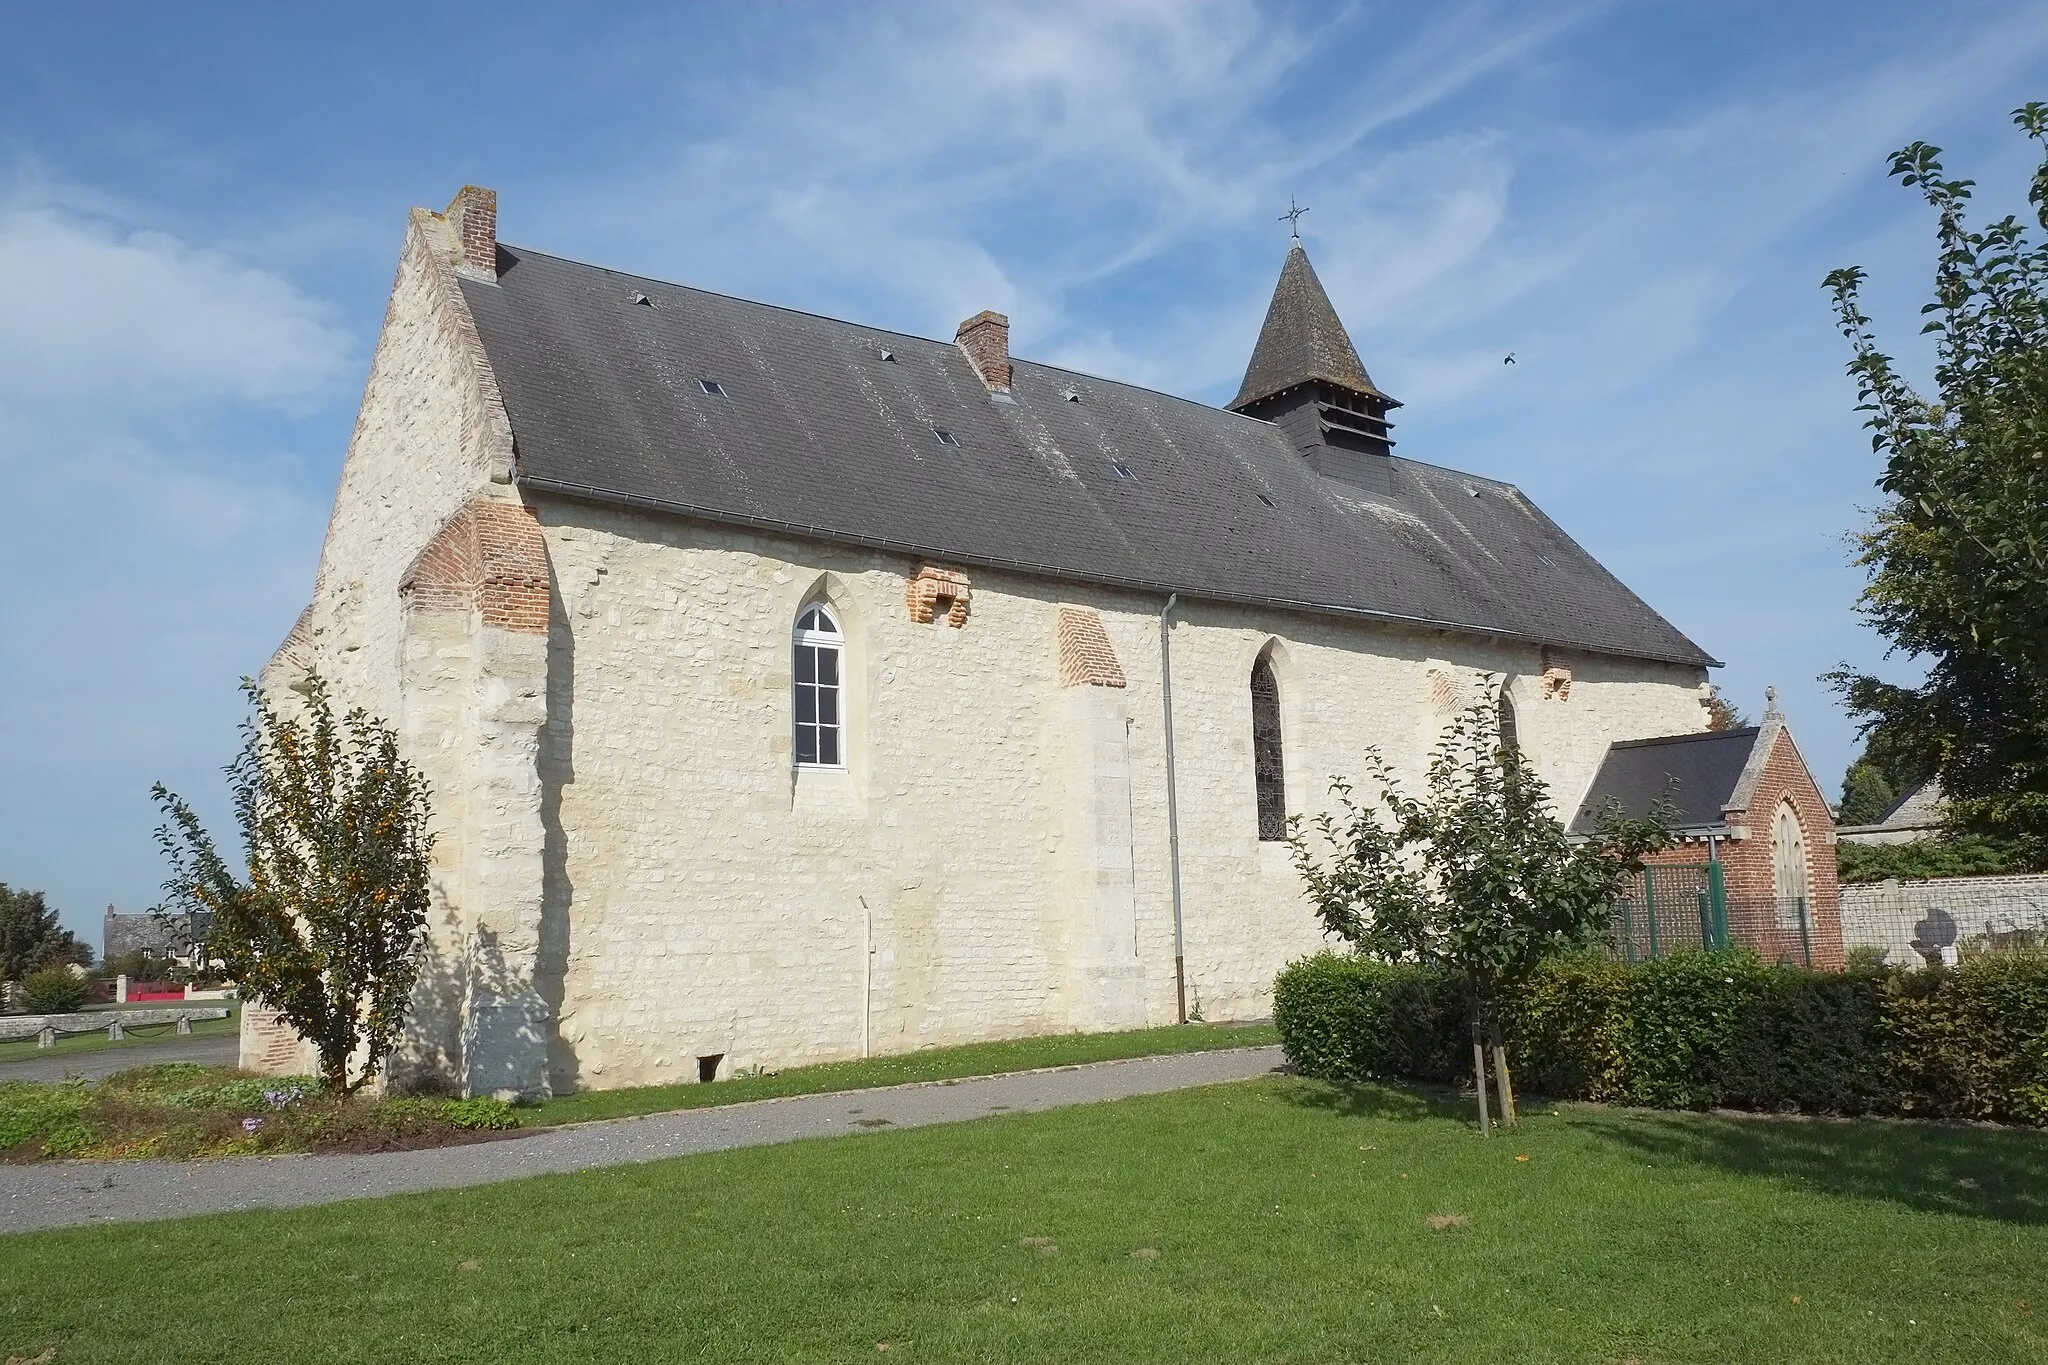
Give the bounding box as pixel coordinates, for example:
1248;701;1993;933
461;245;1716;668
1230;241;1390;410
1570;728;1761;835
1869;778;1945;832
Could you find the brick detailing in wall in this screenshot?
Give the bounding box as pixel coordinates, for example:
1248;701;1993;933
1428;668;1465;715
401;497;553;633
906;563;972;626
446;185;498;281
1057;606;1127;688
1540;648;1573;700
954;310;1012;391
241;1005;308;1074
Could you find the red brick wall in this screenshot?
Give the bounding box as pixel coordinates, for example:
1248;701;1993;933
1725;729;1842;969
400;497;551;633
1640;730;1842;968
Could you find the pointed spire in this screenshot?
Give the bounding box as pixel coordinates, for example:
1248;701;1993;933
1229;240;1388;413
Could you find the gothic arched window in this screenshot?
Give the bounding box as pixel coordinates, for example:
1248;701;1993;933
1251;652;1287;841
793;605;844;768
1498;688;1520;755
1771;800;1807;925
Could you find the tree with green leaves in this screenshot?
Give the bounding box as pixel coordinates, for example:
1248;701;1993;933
152;678;435;1094
1823;103;2048;868
0;884;90;982
1287;693;1673;1130
1701;686;1748;732
1838;758;1898;827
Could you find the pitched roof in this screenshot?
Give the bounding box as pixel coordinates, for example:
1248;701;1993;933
1873;778;1945;831
461;246;1716;668
1230;241;1388;410
1570;728;1761;834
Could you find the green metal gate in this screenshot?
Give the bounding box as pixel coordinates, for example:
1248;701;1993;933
1611;863;1729;962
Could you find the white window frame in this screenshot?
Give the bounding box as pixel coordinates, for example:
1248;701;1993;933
792;605;846;770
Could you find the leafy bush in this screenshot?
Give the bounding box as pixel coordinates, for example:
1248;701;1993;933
21;967;87;1015
1504;955;1632;1102
1837;834;2018;884
1714;969;1892;1115
1887;954;2048;1123
1275;947;2048;1124
1272;952;1464;1083
439;1096;519;1131
0;1080;94;1156
1621;952;1773;1109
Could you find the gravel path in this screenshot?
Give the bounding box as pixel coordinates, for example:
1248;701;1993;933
0;1045;1282;1235
0;1036;240;1085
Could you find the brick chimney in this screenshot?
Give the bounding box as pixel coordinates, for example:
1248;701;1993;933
955;310;1011;391
446;185;499;282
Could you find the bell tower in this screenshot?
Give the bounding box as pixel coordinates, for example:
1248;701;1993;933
1229;234;1401;495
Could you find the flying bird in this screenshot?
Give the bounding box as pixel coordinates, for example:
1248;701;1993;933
1502;353;1516;365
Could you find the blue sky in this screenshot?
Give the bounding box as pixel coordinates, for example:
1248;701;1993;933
5;1;2048;943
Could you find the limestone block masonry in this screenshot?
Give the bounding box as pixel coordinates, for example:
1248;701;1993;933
251;189;1714;1095
524;499;1706;1091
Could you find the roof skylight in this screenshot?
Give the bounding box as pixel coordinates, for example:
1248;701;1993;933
699;379;728;397
934;427;959;446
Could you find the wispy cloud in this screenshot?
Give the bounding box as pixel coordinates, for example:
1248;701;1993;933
0;204;348;412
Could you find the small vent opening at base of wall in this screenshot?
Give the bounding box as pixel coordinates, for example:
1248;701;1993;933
698;1054;724;1083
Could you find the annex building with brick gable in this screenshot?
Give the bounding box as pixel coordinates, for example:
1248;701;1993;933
1572;691;1843;968
249;186;1772;1097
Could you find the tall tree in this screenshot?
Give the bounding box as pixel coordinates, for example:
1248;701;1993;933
0;885;91;982
1288;694;1672;1130
1823;103;2048;867
1838;758;1898;826
152;679;435;1094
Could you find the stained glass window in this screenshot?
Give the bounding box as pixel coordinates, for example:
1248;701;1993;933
1251;654;1286;841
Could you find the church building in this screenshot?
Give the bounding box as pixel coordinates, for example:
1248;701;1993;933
246;186;1750;1097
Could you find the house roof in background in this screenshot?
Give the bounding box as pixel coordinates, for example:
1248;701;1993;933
1873;778;1946;831
462;245;1716;668
1570;727;1761;834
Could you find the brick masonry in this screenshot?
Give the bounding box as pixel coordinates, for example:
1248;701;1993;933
905;564;972;627
1641;726;1844;968
953;310;1012;391
401;498;552;633
1057;606;1127;688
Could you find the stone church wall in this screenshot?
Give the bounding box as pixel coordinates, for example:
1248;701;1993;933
529;495;1709;1091
242;196;527;1084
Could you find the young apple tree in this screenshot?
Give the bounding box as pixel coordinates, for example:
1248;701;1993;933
1288;693;1672;1130
152;678;434;1094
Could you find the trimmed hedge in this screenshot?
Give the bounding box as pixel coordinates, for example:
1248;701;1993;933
1274;948;2048;1124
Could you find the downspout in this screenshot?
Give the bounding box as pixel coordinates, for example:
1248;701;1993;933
1160;594;1188;1024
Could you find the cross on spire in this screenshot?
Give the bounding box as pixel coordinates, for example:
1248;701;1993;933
1279;198;1308;238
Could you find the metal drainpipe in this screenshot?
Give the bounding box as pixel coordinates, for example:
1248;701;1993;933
1160;594;1188;1024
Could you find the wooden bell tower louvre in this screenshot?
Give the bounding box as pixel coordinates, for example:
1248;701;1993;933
1229;234;1403;496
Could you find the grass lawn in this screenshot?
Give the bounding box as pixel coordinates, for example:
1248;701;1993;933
525;1021;1278;1126
5;1077;2045;1363
0;1007;240;1065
